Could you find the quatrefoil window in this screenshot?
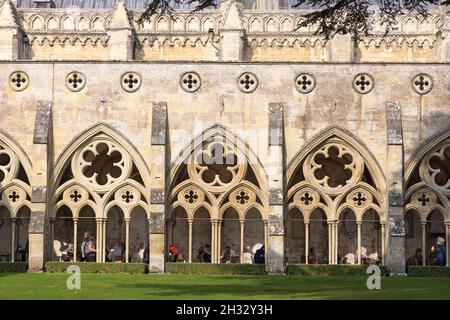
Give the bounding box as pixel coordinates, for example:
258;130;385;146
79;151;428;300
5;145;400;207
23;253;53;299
66;72;86;92
122;190;134;203
82;143;123;186
0;150;11;183
313;146;353;188
70;190;82;203
121;72;142;93
352;192;367;206
238;72;258;93
9;71;29;92
300;192;313;205
184;190;198;204
413;74;433;95
429;146;450;188
295;73;316;94
236;190;250;205
353;73;374;94
418;193;430;207
8;191;20;203
196;143;238;185
180;72;201;93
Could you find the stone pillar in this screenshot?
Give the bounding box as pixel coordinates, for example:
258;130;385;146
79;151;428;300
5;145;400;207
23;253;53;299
438;9;450;62
357;222;362;265
102;218;107;262
446;223;450;267
210;219;216;263
73;218;78;261
188;218;193;263
267;103;284;274
381;223;386;265
125;218;130;263
328;222;332;265
29;101;52;272
386;102;406;276
334;222;339;264
219;0;245;61
11;218;16;262
239;219;245;263
107;0;134;61
96;218;102;262
0;0;24;60
305;222;309;264
49;217;55;261
421;222;427;266
217;219;222;262
149;101;167;272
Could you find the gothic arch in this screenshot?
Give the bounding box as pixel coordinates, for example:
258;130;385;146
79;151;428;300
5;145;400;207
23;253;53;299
168;124;268;264
286;127;387;265
50;123;151;263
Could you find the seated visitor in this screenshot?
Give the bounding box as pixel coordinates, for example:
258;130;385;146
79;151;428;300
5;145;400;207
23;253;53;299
430;245;437;265
221;246;231;263
108;243;123;262
61;243;74;261
308;247;317;263
254;245;265;264
169;244;180;262
15;245;26;262
344;253;355;265
436;237;446;267
200;244;211;263
414;248;423;266
80;231;90;262
85;236;97;262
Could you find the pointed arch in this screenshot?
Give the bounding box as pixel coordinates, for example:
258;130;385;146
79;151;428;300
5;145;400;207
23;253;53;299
287;126;386;193
51;122;151;194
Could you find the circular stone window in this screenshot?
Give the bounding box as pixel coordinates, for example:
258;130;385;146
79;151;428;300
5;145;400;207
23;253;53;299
238;72;258;93
9;71;29;92
295;73;316;94
66;71;86;92
121;72;142;93
412;74;433;95
353;73;374;94
180;72;201;93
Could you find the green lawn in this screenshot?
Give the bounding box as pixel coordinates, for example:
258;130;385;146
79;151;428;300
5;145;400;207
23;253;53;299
0;273;449;300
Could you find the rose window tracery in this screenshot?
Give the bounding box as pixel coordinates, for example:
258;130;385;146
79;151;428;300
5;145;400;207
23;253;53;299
304;143;362;194
72;138;132;192
0;145;17;184
421;144;450;195
189;140;245;193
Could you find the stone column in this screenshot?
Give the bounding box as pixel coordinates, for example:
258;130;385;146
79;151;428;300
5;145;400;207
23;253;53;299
102;218;107;262
304;222;309;264
357;221;362;265
381;223;386;265
217;219;222;262
240;219;245;263
11;218;16;262
327;221;332;265
50;217;55;260
73;218;78;262
335;222;339;264
422;222;427;266
267;103;285;274
188;218;193;263
446;223;450;267
210;219;216;263
125;218;130;263
386;102;406;276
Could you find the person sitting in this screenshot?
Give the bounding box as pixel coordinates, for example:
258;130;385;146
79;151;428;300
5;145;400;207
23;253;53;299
169;244;180;262
108;242;123;262
200;244;211;263
221;246;231;263
430;245;437;265
85;236;97;262
413;248;423;266
254;245;265;264
308;247;317;264
436;237;446;267
344;253;355;265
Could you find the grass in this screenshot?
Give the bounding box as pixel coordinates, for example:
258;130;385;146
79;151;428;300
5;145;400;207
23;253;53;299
1;273;450;300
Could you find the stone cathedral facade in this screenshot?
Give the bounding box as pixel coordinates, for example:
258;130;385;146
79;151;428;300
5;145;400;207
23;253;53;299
0;0;449;275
